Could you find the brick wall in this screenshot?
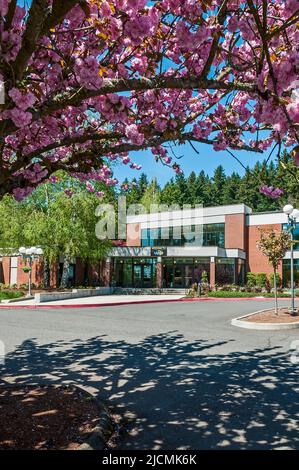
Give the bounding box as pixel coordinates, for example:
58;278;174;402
17;257;44;287
126;223;141;247
225;213;246;250
246;224;283;277
1;257;10;285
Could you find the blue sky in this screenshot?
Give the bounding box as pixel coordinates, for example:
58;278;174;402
112;143;270;185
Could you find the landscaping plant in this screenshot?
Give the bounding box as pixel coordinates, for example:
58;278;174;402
257;229;292;314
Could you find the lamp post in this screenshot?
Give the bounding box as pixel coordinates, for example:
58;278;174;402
19;246;44;297
283;205;299;315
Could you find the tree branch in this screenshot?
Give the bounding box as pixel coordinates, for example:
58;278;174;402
29;76;256;124
200;0;229;79
12;0;50;82
41;0;82;34
11;0;81;82
4;0;17;31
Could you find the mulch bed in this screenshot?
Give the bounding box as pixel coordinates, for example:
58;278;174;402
0;385;101;450
245;308;299;324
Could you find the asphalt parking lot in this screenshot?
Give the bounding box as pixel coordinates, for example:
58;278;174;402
1;299;298;449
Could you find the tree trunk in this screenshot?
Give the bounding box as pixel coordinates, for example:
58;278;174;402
43;258;50;289
60;255;71;289
84;260;89;286
273;269;278;315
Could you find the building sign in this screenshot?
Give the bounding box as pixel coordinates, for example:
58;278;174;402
110;247;151;257
151;248;167;257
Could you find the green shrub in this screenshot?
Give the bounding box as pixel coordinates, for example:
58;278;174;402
0;283;10;290
246;273;256;287
0;291;24;300
201;271;208;284
255;273;268;288
19;283;29;289
269;272;282;288
208;290;290;298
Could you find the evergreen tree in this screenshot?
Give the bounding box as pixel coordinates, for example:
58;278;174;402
120;152;297;212
160;178;182;207
140;179;161;211
211;166;226;205
138;173;149;198
222;172;242;205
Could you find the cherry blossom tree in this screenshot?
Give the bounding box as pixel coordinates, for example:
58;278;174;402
0;0;298;201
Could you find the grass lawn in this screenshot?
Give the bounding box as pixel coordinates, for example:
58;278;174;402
0;291;25;301
204;291;291;298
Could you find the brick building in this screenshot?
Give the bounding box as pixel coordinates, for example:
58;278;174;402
109;204;298;289
1;204;298;289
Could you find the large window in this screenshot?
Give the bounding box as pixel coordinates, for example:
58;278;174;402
141;224;225;248
163;257;211;288
282;259;299;288
113;258;156;288
216;258;235;285
283;224;299;251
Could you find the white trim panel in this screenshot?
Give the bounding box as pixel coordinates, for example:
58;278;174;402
127;204;251;225
283;251;299;260
247;212;287;226
140;215;225;229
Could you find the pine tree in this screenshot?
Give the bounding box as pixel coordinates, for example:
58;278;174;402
140;179;161;211
222;172;242;205
138;173;149;198
211;166;226;205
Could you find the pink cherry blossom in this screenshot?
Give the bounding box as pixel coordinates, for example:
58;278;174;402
0;0;8;17
259;185;284;199
0;0;297;200
64;189;74;198
10;109;32;128
125;125;145;146
8;88;36;110
86;182;95;193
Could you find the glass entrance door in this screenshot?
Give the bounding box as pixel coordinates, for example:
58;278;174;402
133;263;153;288
133;264;142;287
143;264;152;288
173;265;183;287
184;265;193;288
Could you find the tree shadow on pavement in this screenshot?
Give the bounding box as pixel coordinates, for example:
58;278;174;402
0;332;298;450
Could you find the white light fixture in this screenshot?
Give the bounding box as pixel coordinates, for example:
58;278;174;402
283;204;298;315
283;204;294;215
291;208;299;220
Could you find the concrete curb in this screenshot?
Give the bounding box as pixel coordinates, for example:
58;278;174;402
0;296;298;310
1;296;33;304
231;309;299;330
76;386;115;451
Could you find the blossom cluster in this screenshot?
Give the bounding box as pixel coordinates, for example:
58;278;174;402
0;0;298;200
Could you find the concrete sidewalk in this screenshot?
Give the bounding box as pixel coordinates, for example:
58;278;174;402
0;294;185;308
1;294;298;309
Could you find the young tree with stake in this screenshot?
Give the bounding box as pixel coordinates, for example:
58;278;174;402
257;228;292;315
